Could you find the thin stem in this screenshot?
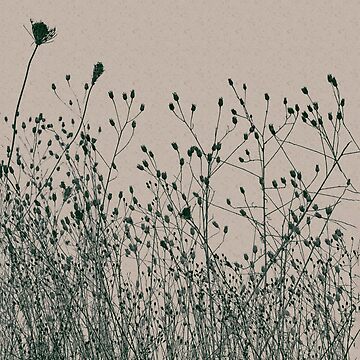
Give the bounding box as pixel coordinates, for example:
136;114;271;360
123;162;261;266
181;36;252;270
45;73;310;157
7;45;39;169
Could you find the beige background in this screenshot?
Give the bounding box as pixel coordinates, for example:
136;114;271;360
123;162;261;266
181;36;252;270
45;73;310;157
1;0;359;254
1;0;360;356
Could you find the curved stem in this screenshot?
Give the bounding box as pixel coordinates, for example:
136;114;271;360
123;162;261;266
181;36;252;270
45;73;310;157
7;45;39;169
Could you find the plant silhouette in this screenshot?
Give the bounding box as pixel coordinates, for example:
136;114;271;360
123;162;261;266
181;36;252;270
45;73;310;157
0;20;359;360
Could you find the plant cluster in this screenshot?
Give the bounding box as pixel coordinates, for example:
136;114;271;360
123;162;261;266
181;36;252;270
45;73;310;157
0;20;359;359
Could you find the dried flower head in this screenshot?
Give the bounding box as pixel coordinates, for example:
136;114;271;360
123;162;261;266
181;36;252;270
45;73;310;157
92;62;104;85
30;19;56;45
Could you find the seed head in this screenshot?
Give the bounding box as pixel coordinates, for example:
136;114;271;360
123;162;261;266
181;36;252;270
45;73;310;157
91;62;104;85
30;19;56;46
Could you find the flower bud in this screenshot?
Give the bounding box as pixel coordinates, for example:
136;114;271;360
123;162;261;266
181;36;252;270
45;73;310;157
243;83;247;91
218;97;223;107
51;83;56;91
172;92;179;101
269;124;275;135
169;103;175;111
264;93;269;101
140;104;145;112
191;104;196;112
91;62;104;85
84;83;89;90
228;78;233;86
108;90;114;99
301;87;308;95
122;92;127;101
130;89;135;99
66;74;71;81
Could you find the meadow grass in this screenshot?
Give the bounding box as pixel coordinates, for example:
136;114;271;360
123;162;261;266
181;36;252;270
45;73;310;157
0;20;359;359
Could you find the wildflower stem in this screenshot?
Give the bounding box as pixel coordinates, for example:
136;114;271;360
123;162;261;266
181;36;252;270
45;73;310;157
7;45;39;171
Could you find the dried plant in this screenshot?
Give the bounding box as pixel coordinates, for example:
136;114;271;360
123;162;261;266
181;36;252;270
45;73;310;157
0;20;359;360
